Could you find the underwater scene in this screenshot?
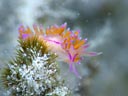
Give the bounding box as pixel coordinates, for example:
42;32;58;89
0;0;128;96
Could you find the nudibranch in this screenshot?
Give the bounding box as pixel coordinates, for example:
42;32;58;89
18;23;101;78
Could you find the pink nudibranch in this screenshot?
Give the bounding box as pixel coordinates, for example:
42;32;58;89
18;23;101;78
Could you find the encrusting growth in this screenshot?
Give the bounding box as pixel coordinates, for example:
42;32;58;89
1;25;71;96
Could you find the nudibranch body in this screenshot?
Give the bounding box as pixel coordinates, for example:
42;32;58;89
18;23;100;78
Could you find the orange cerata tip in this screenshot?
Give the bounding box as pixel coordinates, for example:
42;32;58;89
18;23;101;78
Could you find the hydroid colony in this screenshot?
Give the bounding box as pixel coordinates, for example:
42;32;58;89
1;23;100;96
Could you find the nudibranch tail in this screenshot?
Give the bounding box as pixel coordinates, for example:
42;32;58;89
84;52;102;56
69;63;80;78
18;23;101;78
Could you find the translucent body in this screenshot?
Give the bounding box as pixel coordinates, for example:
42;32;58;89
18;23;100;77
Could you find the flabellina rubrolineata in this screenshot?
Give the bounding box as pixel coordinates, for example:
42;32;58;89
18;23;101;78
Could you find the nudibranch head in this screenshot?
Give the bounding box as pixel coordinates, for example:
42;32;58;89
18;23;100;78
